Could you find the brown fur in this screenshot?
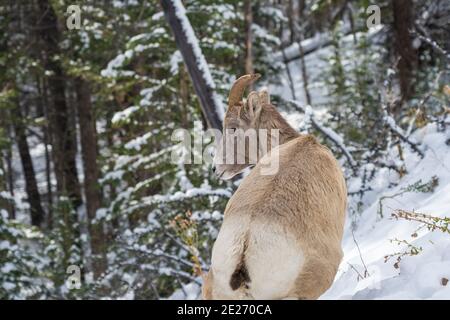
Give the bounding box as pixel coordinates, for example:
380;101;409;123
205;78;347;300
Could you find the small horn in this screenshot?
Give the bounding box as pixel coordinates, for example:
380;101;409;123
228;73;261;109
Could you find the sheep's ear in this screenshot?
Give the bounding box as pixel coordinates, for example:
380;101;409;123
246;91;263;122
258;88;270;105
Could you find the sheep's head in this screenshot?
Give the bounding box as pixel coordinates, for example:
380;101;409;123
213;73;273;180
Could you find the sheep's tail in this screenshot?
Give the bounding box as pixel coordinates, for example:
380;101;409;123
229;237;250;291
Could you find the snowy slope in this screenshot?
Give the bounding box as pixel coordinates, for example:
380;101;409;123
323;124;450;299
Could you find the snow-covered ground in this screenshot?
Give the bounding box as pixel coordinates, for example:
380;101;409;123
323;123;450;299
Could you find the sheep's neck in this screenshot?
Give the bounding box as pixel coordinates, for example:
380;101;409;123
258;105;300;149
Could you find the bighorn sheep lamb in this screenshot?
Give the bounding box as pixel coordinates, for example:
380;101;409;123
202;74;347;300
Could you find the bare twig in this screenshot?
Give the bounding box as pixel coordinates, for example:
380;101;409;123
406;71;443;137
352;230;370;278
125;245;207;271
164;231;207;267
392;209;450;234
347;262;365;281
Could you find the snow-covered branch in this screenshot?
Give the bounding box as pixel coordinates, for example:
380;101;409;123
411;30;450;61
125;245;208;272
289;100;358;172
382;106;425;158
122;187;231;215
275;24;384;63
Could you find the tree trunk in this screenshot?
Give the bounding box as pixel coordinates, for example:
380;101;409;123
36;0;82;207
392;0;418;102
298;0;306;18
12;103;45;227
3;121;16;219
287;0;297;43
39;77;54;229
161;0;223;130
298;32;312;105
179;66;191;129
0;159;7;213
244;0;254;84
294;4;312;105
279;21;297;101
5;148;14;202
0;153;14;220
75;78;106;277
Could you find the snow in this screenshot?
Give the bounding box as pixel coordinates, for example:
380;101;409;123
215;4;237;20
1;262;16;273
259;6;287;23
101;53;127;77
271;25;384;106
0;191;30;212
123;187;231;215
252;24;281;46
170;50;182;74
322;124;450;299
124;132;153;151
290;100;357;169
113;0;138;8
111;106;140;124
384;113;406;136
95;208;107;220
152;11;164;21
383;107;425;158
272;25;385;63
168;281;202;300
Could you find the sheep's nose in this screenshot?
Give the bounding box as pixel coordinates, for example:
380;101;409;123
212;165;216;172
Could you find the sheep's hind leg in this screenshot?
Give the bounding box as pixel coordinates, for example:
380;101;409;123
287;257;338;300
